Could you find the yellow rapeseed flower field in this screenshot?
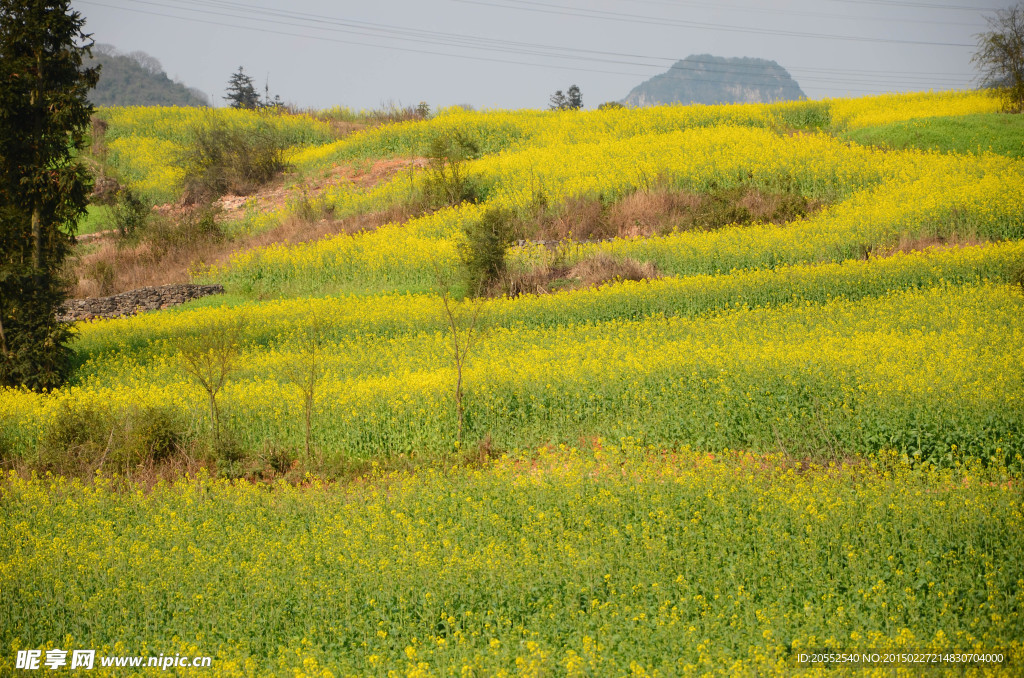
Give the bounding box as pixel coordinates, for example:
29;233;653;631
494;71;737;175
1;447;1021;676
1;90;1020;675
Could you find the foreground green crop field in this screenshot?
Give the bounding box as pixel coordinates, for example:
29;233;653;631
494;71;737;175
2;447;1022;677
2;89;1023;675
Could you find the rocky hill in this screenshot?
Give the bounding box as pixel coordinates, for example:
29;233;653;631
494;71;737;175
623;54;805;107
87;44;209;107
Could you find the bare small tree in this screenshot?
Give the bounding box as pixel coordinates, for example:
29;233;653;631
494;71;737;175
423;131;480;206
180;317;245;452
973;4;1024;112
282;313;325;460
435;269;486;450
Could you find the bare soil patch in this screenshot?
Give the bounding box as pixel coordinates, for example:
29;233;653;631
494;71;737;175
211;156;426;221
71;159;428;298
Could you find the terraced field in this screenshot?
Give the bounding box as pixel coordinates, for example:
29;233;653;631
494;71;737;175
2;90;1022;676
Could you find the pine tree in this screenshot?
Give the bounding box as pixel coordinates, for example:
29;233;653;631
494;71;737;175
223;66;260;109
566;84;583;110
0;0;99;390
549;85;583;111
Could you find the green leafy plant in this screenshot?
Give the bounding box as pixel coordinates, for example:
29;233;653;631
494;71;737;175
422;130;481;207
110;186;151;239
180;115;287;203
461;207;515;295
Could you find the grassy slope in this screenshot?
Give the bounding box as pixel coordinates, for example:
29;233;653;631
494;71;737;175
845;112;1024;158
77;204;112;236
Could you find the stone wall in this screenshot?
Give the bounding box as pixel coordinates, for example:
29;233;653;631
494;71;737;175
59;283;225;322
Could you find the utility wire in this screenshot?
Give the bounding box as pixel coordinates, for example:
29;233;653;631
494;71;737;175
78;0;978;94
609;0;988;27
455;0;978;47
171;0;976;83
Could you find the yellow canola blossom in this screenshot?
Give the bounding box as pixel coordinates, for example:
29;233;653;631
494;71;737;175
3;283;1020;464
828;90;1001;130
1;447;1020;675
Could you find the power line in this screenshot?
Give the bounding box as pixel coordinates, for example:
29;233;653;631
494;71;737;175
181;0;974;84
78;0;977;95
78;0;654;78
456;0;978;47
611;0;988;27
822;0;998;12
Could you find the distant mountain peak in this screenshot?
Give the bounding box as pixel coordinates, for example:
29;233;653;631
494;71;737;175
622;54;805;107
87;45;209;107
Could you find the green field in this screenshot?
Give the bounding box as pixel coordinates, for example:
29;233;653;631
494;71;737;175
2;90;1022;676
845;112;1024;158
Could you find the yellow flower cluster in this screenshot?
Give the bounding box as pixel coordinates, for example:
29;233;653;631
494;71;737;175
827;90;1001;130
96;106;336;203
2;281;1020;464
1;90;1020;675
1;446;1020;675
209;126;1024;295
99;106;335;145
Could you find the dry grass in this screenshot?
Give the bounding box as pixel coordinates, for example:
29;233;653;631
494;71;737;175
70;159;430;299
72;208;225;297
244;202;429;250
71;201;428;298
532;195;614;241
607;190;702;237
496;252;659;298
525;186;823;242
568;252;659;285
873;231;987;258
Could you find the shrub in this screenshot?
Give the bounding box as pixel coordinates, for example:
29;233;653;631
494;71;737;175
110;186;151;239
773;102;832;131
85;259;116;296
39;402;108;474
120;406;183;464
422;131;481;207
180;116;287;203
144;204;223;258
461;207;515;295
38;403;187;473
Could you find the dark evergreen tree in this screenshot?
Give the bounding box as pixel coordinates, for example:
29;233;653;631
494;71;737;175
549;85;583;110
223;66;260;109
566;84;583;110
0;0;99;390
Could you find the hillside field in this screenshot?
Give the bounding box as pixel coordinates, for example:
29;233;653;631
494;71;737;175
2;90;1023;676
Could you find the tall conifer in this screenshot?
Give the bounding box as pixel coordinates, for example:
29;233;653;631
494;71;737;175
0;0;99;389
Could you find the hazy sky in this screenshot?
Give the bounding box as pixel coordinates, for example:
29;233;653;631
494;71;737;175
71;0;1016;110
